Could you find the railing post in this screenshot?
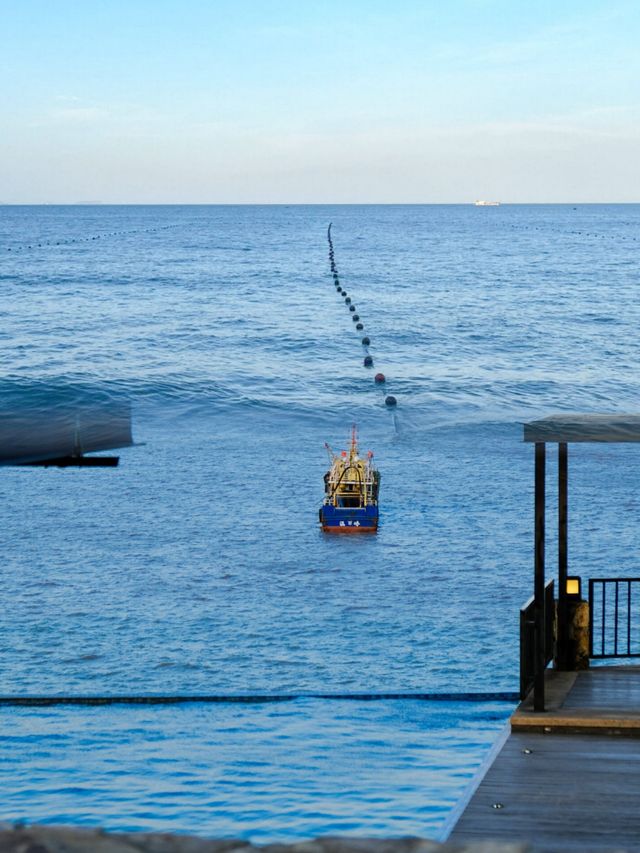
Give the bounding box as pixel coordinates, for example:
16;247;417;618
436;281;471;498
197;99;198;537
534;442;546;711
557;442;568;669
588;579;594;657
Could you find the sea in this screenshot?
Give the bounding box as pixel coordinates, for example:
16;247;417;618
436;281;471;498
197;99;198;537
1;203;639;841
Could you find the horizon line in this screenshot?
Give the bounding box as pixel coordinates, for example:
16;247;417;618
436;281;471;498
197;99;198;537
1;201;639;207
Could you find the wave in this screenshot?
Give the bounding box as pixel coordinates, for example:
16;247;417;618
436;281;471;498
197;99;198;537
2;371;639;439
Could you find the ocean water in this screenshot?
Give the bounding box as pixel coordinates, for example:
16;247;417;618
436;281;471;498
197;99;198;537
1;203;640;839
0;699;509;842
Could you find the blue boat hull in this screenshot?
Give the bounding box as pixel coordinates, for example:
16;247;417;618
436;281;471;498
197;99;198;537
319;504;379;533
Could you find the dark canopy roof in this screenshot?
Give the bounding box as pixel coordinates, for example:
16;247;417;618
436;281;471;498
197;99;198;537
0;401;132;465
523;414;640;444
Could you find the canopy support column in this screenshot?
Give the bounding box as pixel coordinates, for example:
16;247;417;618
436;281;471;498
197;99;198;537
534;442;546;711
557;443;569;669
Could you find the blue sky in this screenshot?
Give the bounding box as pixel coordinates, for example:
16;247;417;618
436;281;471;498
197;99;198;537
2;0;639;202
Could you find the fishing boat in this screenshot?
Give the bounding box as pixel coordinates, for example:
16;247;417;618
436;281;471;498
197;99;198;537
319;426;380;533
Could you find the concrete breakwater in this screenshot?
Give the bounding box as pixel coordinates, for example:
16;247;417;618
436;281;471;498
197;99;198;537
0;825;531;852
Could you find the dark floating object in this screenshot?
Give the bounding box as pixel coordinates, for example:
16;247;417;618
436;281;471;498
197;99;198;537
374;373;385;383
364;356;373;367
337;287;343;294
344;297;351;304
349;305;356;312
356;323;364;330
352;314;360;322
361;336;370;346
385;395;397;407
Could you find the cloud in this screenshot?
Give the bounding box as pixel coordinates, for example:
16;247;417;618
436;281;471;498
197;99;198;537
51;106;110;122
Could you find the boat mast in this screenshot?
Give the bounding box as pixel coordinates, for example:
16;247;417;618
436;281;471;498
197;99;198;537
349;423;358;464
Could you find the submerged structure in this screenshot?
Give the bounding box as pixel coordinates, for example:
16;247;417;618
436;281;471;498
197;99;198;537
320;426;380;533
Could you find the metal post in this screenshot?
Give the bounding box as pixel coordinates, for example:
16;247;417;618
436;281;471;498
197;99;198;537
557;442;568;669
534;442;546;711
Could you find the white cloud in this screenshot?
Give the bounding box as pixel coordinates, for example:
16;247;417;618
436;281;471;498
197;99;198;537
51;106;110;122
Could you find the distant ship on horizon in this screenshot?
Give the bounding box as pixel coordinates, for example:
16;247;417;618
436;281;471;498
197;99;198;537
474;200;500;206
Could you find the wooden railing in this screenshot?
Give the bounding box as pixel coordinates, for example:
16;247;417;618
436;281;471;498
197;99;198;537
520;579;555;701
589;578;640;658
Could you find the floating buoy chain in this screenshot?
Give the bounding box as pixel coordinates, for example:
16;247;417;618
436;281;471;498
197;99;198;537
326;224;396;407
506;223;637;241
3;223;180;252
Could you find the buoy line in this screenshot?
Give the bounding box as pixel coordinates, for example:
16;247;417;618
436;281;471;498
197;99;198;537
0;690;519;706
4;223;179;253
506;223;637;242
327;223;397;408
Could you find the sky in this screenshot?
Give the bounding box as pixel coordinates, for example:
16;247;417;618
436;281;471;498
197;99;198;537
1;0;639;203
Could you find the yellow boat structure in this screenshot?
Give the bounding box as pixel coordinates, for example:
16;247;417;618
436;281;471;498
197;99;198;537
319;426;380;533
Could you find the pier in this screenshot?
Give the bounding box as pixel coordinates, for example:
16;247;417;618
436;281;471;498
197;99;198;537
448;667;640;851
448;415;640;852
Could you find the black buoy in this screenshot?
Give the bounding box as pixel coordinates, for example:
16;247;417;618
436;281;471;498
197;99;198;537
356;323;364;330
344;297;351;304
361;337;370;346
352;314;359;321
364;355;373;367
349;305;356;312
375;373;386;383
337;287;343;293
385;395;397;407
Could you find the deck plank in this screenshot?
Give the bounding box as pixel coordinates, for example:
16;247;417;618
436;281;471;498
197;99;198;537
450;731;640;850
448;667;640;851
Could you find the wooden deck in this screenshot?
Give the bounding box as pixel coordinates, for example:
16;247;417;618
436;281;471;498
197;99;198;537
447;666;640;851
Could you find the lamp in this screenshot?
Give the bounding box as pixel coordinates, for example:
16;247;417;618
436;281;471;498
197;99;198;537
566;576;581;598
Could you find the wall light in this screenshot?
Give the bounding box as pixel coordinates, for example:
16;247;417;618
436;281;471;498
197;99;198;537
566;576;582;598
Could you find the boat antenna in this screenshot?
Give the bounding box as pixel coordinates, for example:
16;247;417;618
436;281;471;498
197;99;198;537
324;441;337;463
